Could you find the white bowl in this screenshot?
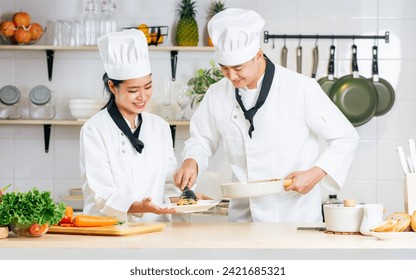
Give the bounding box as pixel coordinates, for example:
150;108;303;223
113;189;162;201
323;204;364;233
69;107;101;119
69;103;103;109
220;179;291;199
62;195;84;211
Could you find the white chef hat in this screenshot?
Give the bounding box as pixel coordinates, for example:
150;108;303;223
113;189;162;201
98;29;151;80
208;8;265;66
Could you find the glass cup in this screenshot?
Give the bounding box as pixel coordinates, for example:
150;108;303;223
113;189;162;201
175;86;191;120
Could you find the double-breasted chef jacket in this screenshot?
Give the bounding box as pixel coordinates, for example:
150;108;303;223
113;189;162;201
80;109;179;222
183;63;360;223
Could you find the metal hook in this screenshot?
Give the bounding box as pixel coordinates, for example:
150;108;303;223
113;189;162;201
298;35;301;47
284;36;287;47
272;38;275;49
315;35;319;47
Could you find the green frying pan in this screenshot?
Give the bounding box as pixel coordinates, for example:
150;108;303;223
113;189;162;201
368;45;395;116
318;45;337;95
329;44;378;127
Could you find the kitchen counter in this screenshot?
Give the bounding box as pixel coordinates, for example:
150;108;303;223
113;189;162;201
1;223;416;260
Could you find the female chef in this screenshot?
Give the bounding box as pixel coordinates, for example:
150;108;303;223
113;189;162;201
80;29;180;222
174;8;360;223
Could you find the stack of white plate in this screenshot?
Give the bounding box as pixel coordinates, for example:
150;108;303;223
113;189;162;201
62;188;84;211
69;98;107;120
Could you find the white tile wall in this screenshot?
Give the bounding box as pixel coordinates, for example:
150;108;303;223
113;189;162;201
0;0;415;215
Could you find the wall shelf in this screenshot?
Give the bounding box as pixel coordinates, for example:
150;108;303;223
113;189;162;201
0;45;214;81
0;119;190;153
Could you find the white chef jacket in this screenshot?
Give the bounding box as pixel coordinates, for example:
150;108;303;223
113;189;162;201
80;109;179;222
183;64;359;223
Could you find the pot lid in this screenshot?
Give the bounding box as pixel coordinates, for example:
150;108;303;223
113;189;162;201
0;85;20;105
30;85;51;105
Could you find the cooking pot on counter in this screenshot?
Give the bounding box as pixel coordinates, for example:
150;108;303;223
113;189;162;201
323;201;364;233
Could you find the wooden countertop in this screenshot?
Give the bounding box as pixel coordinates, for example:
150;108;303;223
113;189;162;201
1;223;416;260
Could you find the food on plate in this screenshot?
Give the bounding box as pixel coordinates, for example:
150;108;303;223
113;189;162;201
0;188;66;237
411;210;416;232
177;187;198;206
73;215;118;227
0;21;16;37
28;223;49;236
371;212;411;232
13;11;31;28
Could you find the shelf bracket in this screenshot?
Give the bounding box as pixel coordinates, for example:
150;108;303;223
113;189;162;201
170;50;178;81
43;124;51;153
169;125;176;148
46;49;54;81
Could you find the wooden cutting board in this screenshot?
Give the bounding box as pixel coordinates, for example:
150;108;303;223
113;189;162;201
48;222;165;236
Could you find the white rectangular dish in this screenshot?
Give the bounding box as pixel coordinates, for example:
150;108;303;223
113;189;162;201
220;179;292;199
163;200;220;213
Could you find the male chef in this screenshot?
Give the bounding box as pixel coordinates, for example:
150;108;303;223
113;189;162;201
174;8;359;222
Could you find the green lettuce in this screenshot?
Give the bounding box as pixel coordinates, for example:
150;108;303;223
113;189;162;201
0;188;66;226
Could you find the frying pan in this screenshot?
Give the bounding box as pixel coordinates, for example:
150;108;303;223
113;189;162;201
311;45;319;78
368;45;395;116
329;44;378;127
220;178;293;199
281;44;287;68
318;45;337;95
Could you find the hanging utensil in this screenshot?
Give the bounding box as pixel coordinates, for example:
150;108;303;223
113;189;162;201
329;44;378;126
296;38;302;73
367;44;395;116
318;44;337;95
311;42;319;78
281;42;288;68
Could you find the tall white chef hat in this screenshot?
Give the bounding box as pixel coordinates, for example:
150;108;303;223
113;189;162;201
98;29;151;80
208;8;265;66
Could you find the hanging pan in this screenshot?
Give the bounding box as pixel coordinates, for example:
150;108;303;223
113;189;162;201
281;43;288;68
318;44;337;95
296;40;302;73
329;44;378;127
368;45;395;116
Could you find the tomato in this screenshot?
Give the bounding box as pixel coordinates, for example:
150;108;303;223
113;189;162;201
28;223;48;236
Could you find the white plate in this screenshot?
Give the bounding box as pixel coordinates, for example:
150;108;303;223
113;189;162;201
163;200;220;213
369;231;416;240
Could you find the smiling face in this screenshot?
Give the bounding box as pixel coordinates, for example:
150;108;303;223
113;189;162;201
218;50;265;89
108;74;153;125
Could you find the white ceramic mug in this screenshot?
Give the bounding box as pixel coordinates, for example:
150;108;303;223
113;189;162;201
360;204;384;235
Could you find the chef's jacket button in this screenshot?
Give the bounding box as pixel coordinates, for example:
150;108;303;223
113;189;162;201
121;132;124;136
235;105;239;109
121;141;125;145
121;150;125;153
233;115;237;119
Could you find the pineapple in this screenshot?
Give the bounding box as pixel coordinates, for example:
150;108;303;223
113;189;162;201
176;0;199;46
207;0;226;46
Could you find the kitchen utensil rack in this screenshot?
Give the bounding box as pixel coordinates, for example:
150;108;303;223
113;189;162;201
263;31;390;44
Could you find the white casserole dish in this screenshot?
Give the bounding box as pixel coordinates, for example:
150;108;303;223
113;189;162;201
323;204;364;233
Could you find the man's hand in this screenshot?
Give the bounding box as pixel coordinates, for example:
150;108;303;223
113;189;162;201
174;158;199;191
285;166;327;194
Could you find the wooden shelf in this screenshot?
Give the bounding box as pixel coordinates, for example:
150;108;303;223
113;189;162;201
0;44;214;81
0;45;214;51
0;119;189;153
0;119;189;126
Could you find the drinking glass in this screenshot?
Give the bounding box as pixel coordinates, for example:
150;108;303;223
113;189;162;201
175;86;191;120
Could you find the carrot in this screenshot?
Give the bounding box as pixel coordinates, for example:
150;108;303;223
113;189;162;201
73;215;118;227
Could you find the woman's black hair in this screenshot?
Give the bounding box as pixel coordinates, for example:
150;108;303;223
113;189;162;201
102;72;123;109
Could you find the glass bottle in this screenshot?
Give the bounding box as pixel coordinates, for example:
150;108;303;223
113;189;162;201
83;0;98;45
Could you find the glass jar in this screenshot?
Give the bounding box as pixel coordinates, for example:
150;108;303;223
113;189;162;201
83;0;99;46
29;85;56;119
321;194;342;222
0;85;22;119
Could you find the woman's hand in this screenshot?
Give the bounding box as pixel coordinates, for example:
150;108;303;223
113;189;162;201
174;158;199;191
129;197;176;214
285;166;327;194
